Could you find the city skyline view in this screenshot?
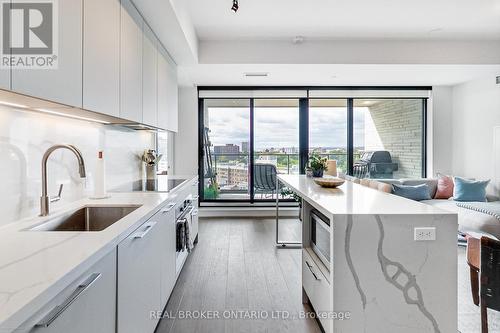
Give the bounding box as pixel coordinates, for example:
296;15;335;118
206;107;368;151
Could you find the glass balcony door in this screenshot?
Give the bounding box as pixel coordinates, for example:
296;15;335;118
309;99;349;174
253;99;300;200
202;99;250;201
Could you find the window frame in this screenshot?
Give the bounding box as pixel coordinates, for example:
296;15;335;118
198;86;430;205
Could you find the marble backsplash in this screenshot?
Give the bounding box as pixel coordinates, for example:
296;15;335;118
0;106;155;226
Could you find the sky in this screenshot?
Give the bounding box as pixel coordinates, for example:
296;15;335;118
206;107;367;150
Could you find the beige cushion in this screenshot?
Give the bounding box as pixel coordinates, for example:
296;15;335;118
360;179;370;186
369;180;381;189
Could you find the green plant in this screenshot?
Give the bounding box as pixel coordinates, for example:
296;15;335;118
308;153;328;172
280;187;301;202
204;184;219;199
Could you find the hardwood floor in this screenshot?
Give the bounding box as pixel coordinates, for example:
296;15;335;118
155;218;321;333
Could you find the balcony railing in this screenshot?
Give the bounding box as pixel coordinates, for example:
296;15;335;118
204;152;360;200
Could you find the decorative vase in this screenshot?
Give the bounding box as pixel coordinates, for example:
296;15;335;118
145;165;157;181
142;149;162;181
312;169;324;178
306;167;313;178
325;160;338;177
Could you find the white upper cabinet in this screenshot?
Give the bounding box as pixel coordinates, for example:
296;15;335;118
165;54;178;132
11;0;82;107
120;0;143;123
142;24;157;127
83;0;120;117
157;46;168;130
157;45;178;132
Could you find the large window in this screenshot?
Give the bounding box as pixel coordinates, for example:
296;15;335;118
199;89;429;204
353;99;424;179
309;99;348;174
202;99;250;200
254;99;300;198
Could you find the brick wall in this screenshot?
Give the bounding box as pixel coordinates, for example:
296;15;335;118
364;100;423;178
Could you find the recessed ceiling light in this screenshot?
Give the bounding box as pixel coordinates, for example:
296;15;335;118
244;72;269;77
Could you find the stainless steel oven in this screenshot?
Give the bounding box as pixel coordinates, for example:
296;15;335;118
310;210;331;268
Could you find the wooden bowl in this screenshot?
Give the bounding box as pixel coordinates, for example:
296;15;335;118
313;177;345;188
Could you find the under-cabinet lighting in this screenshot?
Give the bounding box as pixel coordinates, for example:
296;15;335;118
0;101;29;109
35;108;111;124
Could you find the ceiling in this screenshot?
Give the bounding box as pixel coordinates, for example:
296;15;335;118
178;64;500;87
186;0;500;41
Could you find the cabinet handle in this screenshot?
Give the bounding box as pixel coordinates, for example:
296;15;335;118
162;203;176;213
133;221;157;239
35;273;101;328
305;261;321;281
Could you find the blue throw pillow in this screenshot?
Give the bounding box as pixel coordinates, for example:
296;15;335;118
392;184;431;201
453;177;490;202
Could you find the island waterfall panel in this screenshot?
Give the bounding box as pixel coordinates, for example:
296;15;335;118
278;175;457;333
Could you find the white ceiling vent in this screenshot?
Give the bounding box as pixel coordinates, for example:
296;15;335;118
244;72;269;77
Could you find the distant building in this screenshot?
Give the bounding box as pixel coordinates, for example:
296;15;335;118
241;141;249;153
216;163;248;189
280;147;299;154
214;144;240;155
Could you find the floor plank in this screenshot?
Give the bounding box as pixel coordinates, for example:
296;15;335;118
156;218;321;333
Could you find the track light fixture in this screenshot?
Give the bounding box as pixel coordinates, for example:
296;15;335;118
231;0;239;12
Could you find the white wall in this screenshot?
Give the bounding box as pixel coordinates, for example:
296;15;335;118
451;76;500;194
200;40;500;65
0;107;155;226
174;86;198;175
431;86;454;176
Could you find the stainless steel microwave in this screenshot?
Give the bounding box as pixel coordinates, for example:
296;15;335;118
310;210;331;269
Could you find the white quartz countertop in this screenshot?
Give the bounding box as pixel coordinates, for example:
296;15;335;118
278;175;454;216
0;176;196;333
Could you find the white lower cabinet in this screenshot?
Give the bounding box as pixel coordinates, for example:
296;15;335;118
19;250;116;333
117;219;163;333
303;249;333;333
158;203;177;308
0;67;9;90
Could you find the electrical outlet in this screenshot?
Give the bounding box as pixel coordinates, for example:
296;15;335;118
414;227;436;241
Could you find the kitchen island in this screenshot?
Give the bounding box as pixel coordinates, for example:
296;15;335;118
277;175;458;333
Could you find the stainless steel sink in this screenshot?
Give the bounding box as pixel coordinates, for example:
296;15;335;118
29;206;142;232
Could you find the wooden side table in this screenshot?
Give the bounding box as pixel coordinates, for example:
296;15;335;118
467;236;480;306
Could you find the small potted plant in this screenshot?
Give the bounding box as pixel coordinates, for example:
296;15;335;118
308;153;328;178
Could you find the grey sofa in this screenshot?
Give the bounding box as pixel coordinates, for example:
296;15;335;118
378;178;500;239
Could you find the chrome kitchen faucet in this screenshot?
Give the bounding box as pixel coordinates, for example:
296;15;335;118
40;144;86;216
